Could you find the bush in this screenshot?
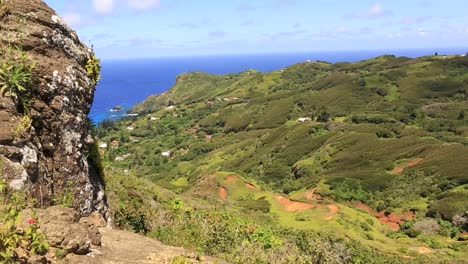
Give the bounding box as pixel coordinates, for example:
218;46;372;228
238;198;271;213
413;218;440;235
0;181;49;262
329;178;370;202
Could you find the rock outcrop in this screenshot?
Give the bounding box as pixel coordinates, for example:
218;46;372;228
0;0;108;219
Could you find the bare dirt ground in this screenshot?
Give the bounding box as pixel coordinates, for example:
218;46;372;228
354;202;414;230
65;228;220;264
391;158;424;174
411;246;433;254
218;187;228;200
275;195;317;212
226;175;238;182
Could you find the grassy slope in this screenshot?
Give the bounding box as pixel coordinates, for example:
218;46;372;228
97;55;468;263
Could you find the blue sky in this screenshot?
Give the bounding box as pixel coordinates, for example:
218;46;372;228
44;0;468;59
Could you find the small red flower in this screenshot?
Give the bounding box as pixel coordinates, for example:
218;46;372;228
26;218;37;224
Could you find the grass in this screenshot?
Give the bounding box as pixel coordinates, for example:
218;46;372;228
97;54;468;263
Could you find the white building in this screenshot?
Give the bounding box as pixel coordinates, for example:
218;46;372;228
297;117;312;122
161;151;171;157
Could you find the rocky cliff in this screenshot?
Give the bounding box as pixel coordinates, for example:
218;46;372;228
0;0;108;220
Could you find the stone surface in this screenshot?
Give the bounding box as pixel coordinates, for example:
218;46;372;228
21;206;101;256
0;0;108;219
64;228;222;264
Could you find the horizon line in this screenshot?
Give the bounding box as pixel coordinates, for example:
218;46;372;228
98;47;468;61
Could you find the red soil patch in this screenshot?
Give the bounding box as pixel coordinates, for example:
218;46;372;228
303;188;323;201
391;158;424;174
245;183;256;189
354;202;374;213
226;175;238;182
275;196;316;212
327;204;339;214
353;202;414;231
218;187;227;200
414;247;433;254
323;204;340;221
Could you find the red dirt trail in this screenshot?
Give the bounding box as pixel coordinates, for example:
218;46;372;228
391;158;424;174
275;196;316;212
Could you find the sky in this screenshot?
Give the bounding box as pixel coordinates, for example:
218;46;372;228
43;0;468;59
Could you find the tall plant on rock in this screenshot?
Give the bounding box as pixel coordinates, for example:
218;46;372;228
0;45;34;113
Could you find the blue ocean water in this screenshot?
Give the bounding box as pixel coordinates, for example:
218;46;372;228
89;48;467;123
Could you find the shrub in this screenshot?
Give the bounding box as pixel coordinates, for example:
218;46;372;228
0;181;49;262
238;198;271;213
85;53;101;85
413;218;440;235
329;178;370;202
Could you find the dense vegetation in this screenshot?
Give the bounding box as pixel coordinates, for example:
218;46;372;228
97;55;468;263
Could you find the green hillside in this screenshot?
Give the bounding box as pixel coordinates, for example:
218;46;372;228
95;54;468;263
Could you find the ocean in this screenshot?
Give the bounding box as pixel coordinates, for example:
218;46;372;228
89;48;467;123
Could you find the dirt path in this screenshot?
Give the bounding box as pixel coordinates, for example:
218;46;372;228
65;228;219;263
275;195;316;212
218;187;227;200
323;205;340;220
391;158;424;174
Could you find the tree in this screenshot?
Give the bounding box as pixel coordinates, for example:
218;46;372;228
317;111;331;122
458;110;465;120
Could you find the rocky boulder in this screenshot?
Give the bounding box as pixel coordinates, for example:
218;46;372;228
20;206;106;259
0;0;108;220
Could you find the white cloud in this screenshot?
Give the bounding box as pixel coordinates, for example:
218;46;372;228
62;12;81;27
94;0;114;14
368;3;383;17
127;0;160;10
400;16;431;25
336;26;348;33
347;2;392;20
387;33;402;39
418;28;428;36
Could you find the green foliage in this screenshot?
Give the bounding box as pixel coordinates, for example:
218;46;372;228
85;53;101;85
114;202;150;234
52;181;74;208
238;198;271;213
329;178;370;202
0;181;49;262
0;45;34;113
12;115;31;139
98;55;468;263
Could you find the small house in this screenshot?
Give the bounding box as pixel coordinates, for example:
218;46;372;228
297;117;312;122
161;151;171;157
